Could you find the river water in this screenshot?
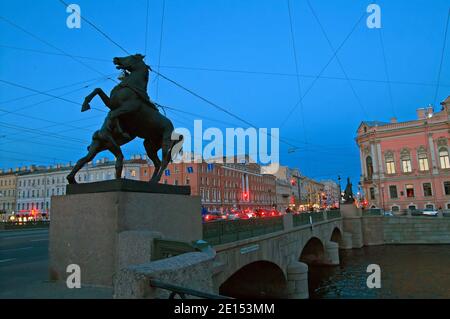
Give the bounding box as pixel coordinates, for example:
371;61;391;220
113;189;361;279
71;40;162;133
309;245;450;299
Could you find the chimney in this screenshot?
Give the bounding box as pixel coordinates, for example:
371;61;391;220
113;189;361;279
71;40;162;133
416;108;426;120
0;169;3;174
441;96;450;111
390;117;397;123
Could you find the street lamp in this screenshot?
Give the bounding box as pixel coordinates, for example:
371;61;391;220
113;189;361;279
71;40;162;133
338;175;341;209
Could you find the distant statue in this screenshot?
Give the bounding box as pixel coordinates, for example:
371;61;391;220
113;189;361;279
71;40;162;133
66;54;183;184
343;177;354;203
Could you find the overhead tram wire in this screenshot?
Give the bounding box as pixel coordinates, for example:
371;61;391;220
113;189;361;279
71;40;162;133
0;44;111;63
58;0;130;55
54;0;301;150
0;73;113;105
53;0;343;153
372;0;396;118
144;0;150;56
287;0;308;156
306;0;369;119
155;0;166;100
4;43;450;88
0;79;107;114
433;8;450;108
279;11;367;127
0;121;89;144
0;16;115;82
0;76;110;118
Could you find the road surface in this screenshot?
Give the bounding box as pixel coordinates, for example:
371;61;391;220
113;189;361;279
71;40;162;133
0;228;111;299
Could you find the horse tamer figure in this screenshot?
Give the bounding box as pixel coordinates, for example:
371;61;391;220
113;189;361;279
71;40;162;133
66;54;183;184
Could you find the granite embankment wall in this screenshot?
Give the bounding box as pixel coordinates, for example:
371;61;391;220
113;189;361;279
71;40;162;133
360;216;450;245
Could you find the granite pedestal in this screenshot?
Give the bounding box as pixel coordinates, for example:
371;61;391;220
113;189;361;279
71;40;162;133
49;180;201;287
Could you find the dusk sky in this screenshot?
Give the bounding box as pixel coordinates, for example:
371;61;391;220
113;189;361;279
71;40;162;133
1;0;449;187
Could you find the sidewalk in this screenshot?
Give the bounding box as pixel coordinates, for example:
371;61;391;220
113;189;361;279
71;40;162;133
0;281;112;299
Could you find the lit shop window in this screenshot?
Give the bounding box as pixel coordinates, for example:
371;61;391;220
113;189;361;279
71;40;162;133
130;170;137;177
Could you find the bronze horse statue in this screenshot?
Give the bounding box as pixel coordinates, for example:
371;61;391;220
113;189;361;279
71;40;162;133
66;54;183;184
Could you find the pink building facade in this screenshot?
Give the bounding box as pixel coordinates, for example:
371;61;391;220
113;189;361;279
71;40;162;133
356;96;450;212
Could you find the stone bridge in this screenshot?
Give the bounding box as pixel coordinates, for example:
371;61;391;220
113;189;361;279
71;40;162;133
212;212;345;298
114;211;352;299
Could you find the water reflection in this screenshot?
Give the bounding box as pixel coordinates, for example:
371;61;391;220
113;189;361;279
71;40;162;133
309;245;450;299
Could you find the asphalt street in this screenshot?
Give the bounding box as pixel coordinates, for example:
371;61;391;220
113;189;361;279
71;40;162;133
0;228;111;299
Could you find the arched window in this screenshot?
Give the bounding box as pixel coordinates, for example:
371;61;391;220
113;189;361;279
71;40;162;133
391;206;400;212
439;147;450;169
385;152;396;174
366;156;373;179
418;147;429;171
401;149;412;173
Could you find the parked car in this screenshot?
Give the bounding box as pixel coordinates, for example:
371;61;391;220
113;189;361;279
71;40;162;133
383;211;394;217
202;211;223;222
422;209;439;217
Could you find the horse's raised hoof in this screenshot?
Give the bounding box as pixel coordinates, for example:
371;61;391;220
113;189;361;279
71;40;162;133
67;175;77;184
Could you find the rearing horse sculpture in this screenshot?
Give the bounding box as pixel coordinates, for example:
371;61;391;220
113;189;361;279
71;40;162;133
66;54;183;184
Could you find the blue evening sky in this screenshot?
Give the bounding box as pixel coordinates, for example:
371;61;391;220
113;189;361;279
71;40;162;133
0;0;449;186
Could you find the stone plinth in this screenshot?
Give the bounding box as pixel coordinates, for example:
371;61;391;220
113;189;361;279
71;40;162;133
341;204;364;248
287;261;309;299
323;241;339;265
49;181;201;287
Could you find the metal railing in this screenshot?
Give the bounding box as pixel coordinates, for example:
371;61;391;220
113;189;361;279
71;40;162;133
0;220;50;229
362;208;383;217
203;216;284;246
292;211;326;227
327;210;341;220
152;238;199;261
150;279;232;299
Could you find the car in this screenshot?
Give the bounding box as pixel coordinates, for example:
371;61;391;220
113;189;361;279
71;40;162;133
383;211;394;217
422;209;439;217
202;211;223;222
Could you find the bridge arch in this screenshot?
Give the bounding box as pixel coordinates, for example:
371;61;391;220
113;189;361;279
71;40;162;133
219;260;287;299
330;227;342;244
299;237;326;265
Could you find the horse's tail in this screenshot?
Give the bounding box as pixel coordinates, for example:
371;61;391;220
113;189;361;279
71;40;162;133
169;133;184;162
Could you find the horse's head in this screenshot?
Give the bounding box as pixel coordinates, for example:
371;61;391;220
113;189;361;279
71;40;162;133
113;54;150;73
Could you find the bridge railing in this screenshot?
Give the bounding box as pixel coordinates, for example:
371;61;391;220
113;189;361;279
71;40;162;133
150;279;232;299
327;210;341;220
362;208;383;217
203;216;284;245
292;211;328;227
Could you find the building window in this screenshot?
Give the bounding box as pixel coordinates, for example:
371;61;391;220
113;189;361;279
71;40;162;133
408;205;417;211
389;185;398;199
444;181;450;196
418;151;429;171
385;152;396;174
369;187;375;200
406;184;415;198
439;148;450;169
366;156;374;179
401;150;412;173
423;183;432;197
391;206;400;212
425;204;434;210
